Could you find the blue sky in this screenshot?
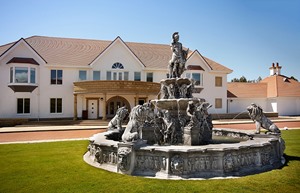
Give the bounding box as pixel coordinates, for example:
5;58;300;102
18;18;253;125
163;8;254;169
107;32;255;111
1;0;299;81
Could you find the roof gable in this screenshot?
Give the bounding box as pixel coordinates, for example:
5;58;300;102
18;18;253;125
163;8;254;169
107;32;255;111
186;50;213;72
0;38;47;64
89;36;145;68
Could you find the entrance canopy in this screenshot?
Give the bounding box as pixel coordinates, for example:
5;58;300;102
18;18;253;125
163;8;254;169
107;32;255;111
74;80;160;95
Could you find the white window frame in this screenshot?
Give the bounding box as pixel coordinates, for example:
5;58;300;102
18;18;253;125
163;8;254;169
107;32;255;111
50;98;63;114
17;98;30;114
9;66;37;84
134;72;141;81
146;72;153;82
79;70;87;81
185;72;203;86
93;71;101;80
51;69;63;85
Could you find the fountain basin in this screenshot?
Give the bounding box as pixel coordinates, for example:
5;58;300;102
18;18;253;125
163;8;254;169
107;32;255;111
151;98;205;112
84;128;285;179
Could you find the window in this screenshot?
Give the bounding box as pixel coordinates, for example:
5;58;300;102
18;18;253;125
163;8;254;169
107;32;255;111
138;99;146;105
112;62;124;69
50;98;62;113
124;72;129;80
17;98;30;114
215;76;222;87
186;72;203;86
146;72;153;82
51;70;63;84
113;72;117;80
30;68;36;83
10;67;36;84
15;67;28;83
79;70;87;81
107;71;128;80
134;72;141;81
93;71;100;80
118;72;122;80
215;98;222;109
10;67;13;83
107;71;112;80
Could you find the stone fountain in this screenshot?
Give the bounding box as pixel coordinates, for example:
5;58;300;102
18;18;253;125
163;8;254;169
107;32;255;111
84;33;285;179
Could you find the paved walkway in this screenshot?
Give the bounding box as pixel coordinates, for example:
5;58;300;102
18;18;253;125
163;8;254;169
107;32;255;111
0;116;299;144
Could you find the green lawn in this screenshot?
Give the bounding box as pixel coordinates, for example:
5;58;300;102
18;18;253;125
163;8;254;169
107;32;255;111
0;130;299;193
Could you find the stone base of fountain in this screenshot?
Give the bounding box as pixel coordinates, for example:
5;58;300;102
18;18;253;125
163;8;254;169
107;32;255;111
84;128;285;179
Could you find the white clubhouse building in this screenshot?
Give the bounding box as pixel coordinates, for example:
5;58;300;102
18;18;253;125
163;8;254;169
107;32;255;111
0;36;232;120
1;36;299;120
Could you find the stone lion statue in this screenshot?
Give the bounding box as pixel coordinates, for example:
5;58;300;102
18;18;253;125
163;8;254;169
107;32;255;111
247;103;280;134
122;103;153;142
108;106;128;131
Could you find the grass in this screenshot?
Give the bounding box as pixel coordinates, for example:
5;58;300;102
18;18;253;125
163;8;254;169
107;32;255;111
0;130;299;193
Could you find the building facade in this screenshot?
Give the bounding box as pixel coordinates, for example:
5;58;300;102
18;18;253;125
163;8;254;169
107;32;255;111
227;63;300;116
0;36;232;120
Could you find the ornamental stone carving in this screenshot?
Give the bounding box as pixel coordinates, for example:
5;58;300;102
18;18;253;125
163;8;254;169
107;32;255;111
117;147;132;172
170;155;184;174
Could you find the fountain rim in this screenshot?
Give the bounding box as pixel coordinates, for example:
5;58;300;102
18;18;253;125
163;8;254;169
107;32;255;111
88;128;280;150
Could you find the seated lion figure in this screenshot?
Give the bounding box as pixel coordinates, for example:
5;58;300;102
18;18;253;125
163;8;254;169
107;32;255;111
107;106;128;131
247;103;280;134
122;103;153;142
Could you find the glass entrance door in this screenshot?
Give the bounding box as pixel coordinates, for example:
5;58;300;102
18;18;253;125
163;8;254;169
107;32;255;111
106;96;130;118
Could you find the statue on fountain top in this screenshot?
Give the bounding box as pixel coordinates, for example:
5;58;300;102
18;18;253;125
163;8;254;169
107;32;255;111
169;32;189;78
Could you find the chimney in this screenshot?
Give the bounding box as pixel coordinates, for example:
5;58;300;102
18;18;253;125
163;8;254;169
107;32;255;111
275;62;282;75
269;63;276;75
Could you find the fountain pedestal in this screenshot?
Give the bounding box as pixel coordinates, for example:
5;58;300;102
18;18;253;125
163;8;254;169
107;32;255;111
183;126;200;145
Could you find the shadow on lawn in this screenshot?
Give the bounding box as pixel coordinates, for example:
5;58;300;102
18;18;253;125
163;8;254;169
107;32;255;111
282;154;300;167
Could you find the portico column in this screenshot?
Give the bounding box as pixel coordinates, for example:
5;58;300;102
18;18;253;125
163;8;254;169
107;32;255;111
135;94;139;106
73;94;78;120
102;93;107;121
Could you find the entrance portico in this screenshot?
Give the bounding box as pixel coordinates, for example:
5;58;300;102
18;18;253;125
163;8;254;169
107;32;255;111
73;80;160;120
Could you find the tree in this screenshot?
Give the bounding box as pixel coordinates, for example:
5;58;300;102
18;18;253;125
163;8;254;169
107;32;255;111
231;76;262;83
231;78;240;82
256;76;262;82
239;76;247;82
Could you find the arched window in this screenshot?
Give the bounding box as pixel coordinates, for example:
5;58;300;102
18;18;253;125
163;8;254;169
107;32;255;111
112;62;124;69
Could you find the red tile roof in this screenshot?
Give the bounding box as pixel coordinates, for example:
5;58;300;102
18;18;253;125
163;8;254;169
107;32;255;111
0;36;231;72
228;75;300;98
227;82;268;98
261;75;300;97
